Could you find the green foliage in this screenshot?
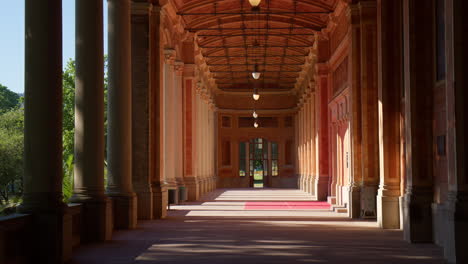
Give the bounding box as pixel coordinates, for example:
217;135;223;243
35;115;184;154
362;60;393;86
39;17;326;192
0;84;21;113
62;59;76;201
0;108;24;205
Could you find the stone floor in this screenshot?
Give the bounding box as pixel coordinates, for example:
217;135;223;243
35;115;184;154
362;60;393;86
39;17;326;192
70;189;446;264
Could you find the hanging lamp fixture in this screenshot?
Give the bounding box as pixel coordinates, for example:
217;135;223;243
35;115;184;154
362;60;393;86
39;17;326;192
253;110;258;118
249;0;261;7
252;64;261;80
253;87;260;100
254;119;259;128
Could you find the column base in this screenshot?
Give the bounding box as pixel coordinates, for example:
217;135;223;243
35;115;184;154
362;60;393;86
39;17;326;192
185;177;200;201
403;186;433;243
316;175;329;201
377;194;400;229
17;206;72;263
361;185;377;218
134;189;153;220
440;191;468;264
68;196;113;242
348;184;361;219
152;183;168;219
108;193;137;229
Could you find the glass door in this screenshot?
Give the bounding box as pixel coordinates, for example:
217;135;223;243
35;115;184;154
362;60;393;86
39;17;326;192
249;138;268;188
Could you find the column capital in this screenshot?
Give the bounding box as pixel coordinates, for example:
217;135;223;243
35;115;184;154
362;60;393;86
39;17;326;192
164;48;176;64
174;61;185;76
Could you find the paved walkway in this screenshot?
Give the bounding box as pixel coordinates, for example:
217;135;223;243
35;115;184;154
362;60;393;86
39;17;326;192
71;189;446;264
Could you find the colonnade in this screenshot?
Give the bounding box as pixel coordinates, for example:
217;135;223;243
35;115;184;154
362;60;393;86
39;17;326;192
296;73;329;201
19;0;218;262
295;0;468;262
193;88;217;197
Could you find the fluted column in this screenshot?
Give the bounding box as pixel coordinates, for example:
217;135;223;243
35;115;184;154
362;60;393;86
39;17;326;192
150;4;167;219
19;1;70;262
376;0;403;229
131;2;154;220
174;62;185;192
106;0;137;229
402;0;435;242
305;100;311;194
348;4;362;218
70;0;112;241
183;75;200;201
316;63;330;201
163;49;177;191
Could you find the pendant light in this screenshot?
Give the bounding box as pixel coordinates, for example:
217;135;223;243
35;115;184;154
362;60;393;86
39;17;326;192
253;110;258;118
252;64;261;80
253;87;260;101
254;120;259;128
249;0;261;7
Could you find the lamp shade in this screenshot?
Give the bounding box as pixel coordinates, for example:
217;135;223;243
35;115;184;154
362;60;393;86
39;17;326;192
252;72;261;79
254;121;259;128
252;64;261;79
253;93;260;101
253;111;258;118
249;0;261;7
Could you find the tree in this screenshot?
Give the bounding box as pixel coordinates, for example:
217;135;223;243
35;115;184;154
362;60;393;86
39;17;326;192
0;84;21;113
0;108;24;204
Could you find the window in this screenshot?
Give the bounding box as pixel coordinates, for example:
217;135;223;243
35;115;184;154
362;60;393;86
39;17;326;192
271;142;279;176
239;142;247;176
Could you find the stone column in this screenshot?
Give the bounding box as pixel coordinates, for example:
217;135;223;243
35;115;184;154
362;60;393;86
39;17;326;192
316;63;330;201
174;62;186;194
19;1;71;262
307;98;312;194
376;0;403;229
348;4;363;218
163;49;177;193
149;4;167;219
298;105;304;190
402;0;435;242
70;0;113;241
442;0;468;262
131;2;154;220
359;1;379;218
304;100;310;193
183;75;200;201
106;0;137;229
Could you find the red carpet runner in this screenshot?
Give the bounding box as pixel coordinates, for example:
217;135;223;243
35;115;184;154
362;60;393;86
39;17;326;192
244;201;331;210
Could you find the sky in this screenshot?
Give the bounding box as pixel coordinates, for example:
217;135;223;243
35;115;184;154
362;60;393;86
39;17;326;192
0;1;108;93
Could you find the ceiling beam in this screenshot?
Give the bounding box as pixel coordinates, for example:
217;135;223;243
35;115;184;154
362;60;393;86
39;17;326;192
198;33;315;37
207;63;304;67
187;26;316;31
178;11;329;16
199;45;311;48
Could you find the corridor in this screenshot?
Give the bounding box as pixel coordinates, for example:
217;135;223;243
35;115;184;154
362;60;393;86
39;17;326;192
71;189;445;264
